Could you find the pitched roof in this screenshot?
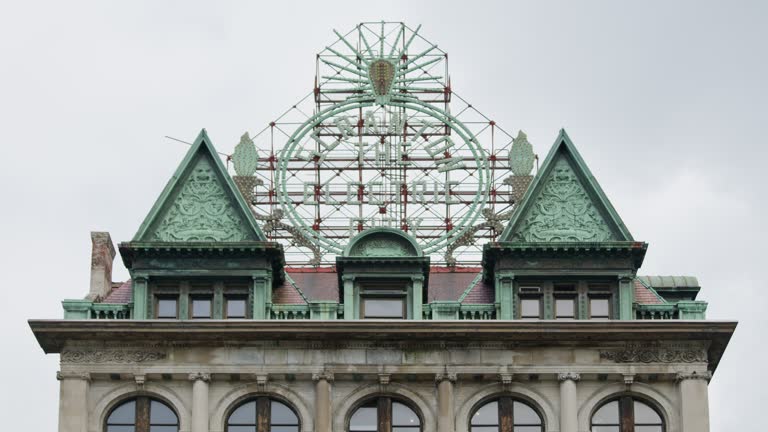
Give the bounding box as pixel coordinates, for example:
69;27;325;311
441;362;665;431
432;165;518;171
102;280;132;304
634;278;665;305
500;129;633;242
132;129;265;242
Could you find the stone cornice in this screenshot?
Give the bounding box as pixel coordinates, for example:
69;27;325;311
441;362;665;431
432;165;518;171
30;320;736;373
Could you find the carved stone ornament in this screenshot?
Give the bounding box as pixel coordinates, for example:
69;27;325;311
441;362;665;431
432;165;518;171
557;372;581;382
499;373;514;385
152;156;251;242
312;371;335;382
61;350;167;364
513;158;615;242
378;373;391;385
435;372;457;383
188;372;211;383
600;344;707;363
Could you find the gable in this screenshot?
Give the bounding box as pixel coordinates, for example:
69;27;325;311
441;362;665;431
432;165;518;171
133;129;266;242
500;130;633;242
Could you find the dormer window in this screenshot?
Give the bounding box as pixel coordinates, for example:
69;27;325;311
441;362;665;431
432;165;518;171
156;296;178;319
360;281;408;319
191;296;212;319
554;284;577;320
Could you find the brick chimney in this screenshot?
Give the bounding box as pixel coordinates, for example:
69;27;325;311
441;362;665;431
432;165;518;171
87;232;116;301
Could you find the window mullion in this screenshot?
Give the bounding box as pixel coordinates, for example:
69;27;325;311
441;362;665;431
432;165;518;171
620;396;634;432
378;397;392;432
136;397;150;432
499;396;514;432
257;397;271;432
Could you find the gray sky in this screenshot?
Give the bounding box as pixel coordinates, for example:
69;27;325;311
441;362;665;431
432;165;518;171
1;1;766;430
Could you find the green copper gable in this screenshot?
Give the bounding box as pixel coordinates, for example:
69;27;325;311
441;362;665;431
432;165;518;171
500;130;633;242
133;129;266;242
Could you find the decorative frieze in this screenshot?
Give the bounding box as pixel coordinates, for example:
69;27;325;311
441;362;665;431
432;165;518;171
600;343;707;363
61;350;166;363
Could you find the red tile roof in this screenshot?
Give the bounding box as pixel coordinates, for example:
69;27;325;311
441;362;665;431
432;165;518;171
102;280;132;303
634;278;664;305
272;278;307;305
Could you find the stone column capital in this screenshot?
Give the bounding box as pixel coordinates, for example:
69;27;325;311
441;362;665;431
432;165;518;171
557;372;581;382
312;371;335;382
57;371;91;381
435;372;457;383
188;372;211;383
676;371;712;382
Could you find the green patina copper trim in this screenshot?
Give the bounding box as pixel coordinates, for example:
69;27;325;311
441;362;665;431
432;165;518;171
343;227;423;258
457;272;484;304
133;129;266;242
635;277;668;304
283;273;310;304
500;129;634;242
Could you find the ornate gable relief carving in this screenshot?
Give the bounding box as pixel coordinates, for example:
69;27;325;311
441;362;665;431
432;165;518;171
152;156;252;242
512;158;615;242
349;234;417;257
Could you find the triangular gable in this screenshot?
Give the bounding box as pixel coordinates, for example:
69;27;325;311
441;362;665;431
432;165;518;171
500;129;633;242
133;129;266;242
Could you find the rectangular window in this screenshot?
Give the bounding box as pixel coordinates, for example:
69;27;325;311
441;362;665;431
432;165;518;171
226;297;247;319
191;297;212;319
156;297;178;319
555;297;576;320
589;297;611;320
520;298;541;320
362;298;405;319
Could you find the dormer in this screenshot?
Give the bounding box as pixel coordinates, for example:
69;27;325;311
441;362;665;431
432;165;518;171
484;130;648;320
118;129;284;320
336;228;429;319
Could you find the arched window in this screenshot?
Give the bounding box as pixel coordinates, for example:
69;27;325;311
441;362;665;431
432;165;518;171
591;396;664;432
349;397;421;432
106;397;179;432
226;397;299;432
470;396;543;432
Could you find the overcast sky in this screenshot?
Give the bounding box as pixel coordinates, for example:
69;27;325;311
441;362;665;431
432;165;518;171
1;1;766;430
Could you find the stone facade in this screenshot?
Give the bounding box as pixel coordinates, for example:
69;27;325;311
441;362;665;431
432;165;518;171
32;321;732;432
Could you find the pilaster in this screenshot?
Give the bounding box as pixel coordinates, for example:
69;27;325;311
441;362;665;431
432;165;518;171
132;276;148;320
342;275;355;319
618;275;634;320
57;371;90;432
188;373;210;432
557;372;580;432
411;275;424;320
312;372;334;432
436;373;457;432
497;273;514;319
677;371;711;432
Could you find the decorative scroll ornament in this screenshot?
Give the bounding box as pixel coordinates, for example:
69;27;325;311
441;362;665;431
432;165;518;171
153;157;251;242
509;130;535;176
61;350;167;363
600;344;707;363
513;158;614;242
232;132;259;177
254;209;321;265
444;208;513;266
